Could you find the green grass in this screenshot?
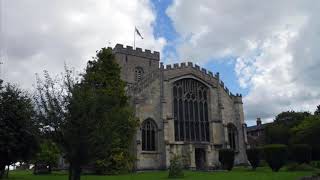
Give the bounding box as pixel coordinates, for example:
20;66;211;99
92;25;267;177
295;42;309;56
8;167;313;180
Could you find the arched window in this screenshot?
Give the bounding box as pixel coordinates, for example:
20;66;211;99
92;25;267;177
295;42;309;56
227;123;238;150
141;119;157;151
173;78;209;142
135;67;144;82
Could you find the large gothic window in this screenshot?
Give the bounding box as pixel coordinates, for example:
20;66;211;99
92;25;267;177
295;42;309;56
227;123;238;151
173;78;210;142
141;119;157;151
135;67;144;82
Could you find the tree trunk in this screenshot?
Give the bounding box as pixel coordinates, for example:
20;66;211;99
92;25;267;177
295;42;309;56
5;166;9;179
0;164;5;179
68;162;81;180
68;163;72;180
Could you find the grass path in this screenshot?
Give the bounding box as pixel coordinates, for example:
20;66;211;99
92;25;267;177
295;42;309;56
9;167;313;180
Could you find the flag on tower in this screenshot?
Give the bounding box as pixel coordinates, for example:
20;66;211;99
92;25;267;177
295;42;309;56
135;27;143;39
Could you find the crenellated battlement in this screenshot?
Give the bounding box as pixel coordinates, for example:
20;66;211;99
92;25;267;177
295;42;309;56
112;44;160;60
163;62;216;79
218;75;242;100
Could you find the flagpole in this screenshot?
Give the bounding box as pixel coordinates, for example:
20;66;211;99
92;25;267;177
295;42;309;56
133;27;136;49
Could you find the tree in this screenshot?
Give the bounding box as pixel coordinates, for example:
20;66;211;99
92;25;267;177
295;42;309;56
34;66;76;145
63;48;138;180
315;105;320;115
265;123;290;145
0;82;39;179
33;140;60;174
265;111;311;145
290;115;320;156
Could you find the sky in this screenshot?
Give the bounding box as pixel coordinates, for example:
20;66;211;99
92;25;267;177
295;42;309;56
0;0;319;125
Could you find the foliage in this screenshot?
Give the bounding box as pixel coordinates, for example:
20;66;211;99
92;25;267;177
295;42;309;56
0;82;39;179
34;66;76;145
33;140;60;174
290;116;320;155
290;144;312;164
263;144;288;172
310;161;320;169
63;48;138;180
314;105;320;116
219;149;235;171
275;111;311;124
265;111;314;147
265;123;290;145
246;148;261;170
168;154;184;178
285;163;314;171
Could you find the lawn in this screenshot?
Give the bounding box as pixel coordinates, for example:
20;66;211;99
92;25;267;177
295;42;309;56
8;167;314;180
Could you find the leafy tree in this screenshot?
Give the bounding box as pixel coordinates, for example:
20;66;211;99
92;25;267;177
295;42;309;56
265;111;311;145
265;123;290;145
33;140;60;174
275;111;310;125
0;82;39;179
314;105;320;115
290;115;320;160
34;66;76;145
63;48;138;180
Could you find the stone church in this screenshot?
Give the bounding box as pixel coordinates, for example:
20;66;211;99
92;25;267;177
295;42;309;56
112;44;248;170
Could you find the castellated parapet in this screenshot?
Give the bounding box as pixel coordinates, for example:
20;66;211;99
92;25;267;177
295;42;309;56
233;94;243;104
163;62;241;100
113;44;160;61
163;62;215;79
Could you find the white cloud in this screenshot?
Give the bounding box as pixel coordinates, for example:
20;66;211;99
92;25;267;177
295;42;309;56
0;0;166;90
167;0;320;122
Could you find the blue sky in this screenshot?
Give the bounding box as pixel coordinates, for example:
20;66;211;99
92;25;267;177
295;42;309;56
151;0;248;96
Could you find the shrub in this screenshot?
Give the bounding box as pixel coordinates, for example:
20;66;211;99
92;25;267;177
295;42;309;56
246;148;261;170
263;144;288;172
310;161;320;169
290;144;312;164
219;149;235;171
285;163;314;171
168;154;184;178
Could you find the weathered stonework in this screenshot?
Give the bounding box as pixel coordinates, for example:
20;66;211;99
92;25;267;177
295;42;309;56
113;44;248;170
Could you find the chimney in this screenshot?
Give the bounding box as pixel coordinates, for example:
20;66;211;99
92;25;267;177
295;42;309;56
257;118;262;126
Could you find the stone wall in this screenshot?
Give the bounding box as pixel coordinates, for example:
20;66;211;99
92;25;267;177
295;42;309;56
112;44;248;170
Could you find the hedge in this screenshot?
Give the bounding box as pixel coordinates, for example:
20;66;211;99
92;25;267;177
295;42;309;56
263;144;288;172
246;148;261;170
219;149;235;171
290;144;312;164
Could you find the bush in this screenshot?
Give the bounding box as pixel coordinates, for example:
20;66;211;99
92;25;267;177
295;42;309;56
290;144;312;164
246;148;261;170
263;144;288;172
285;163;314;171
310;161;320;169
168;154;184;178
219;149;235;171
